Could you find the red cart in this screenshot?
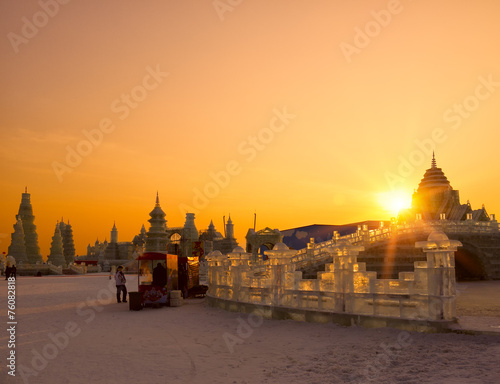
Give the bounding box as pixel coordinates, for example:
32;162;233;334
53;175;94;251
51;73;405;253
131;252;178;309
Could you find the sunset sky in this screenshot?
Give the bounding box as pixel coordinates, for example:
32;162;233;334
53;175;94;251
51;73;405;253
1;0;500;258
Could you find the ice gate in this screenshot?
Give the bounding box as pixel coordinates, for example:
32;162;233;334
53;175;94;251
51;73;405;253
206;231;461;331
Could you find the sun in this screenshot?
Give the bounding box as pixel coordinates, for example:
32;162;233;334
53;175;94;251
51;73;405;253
376;190;411;216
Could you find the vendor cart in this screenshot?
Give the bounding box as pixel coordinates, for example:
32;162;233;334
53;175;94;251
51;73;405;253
132;252;178;309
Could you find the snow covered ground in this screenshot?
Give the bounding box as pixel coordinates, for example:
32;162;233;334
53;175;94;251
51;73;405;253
0;275;499;384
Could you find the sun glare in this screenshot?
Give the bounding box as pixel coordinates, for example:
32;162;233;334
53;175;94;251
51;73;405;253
377;190;412;216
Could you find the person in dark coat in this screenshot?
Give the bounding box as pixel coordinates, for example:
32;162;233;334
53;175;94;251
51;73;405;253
152;262;167;287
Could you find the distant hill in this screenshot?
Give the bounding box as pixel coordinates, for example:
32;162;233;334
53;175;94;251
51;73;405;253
281;220;390;250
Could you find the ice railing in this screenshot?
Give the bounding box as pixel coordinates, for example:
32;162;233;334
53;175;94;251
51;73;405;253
15;262;63;275
69;264;87;274
206;232;461;322
288;217;499;268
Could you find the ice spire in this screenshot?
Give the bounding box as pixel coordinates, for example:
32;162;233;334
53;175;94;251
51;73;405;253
111;222;118;243
48;222;65;266
7;215;28;264
145;192;168;253
226;214;235;239
60;219;75;264
18;188;42;263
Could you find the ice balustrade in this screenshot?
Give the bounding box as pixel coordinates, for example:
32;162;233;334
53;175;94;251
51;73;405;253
207;231;461;322
312;218;498;252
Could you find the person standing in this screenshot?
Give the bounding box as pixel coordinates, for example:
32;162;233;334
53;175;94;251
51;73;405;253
115;266;127;303
4;255;16;280
152;262;167;287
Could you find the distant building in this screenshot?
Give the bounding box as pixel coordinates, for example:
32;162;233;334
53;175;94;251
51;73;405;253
179;213;199;258
398;154;490;222
145;193;169;253
7;215;28;264
357;154;499;280
81;222;142;267
84;239;108;262
59;220;76;264
10;188;43;264
7;189;43;264
102;222;135;266
199;220;224;244
199;216;239;255
80;193;240;268
48;222;65;266
246;227;283;260
132;225;147;253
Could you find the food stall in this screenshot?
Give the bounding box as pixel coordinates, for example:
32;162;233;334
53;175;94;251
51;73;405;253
134;252;178;308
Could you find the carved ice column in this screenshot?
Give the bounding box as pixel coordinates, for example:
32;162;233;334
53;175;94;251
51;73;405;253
415;231;461;321
227;247;251;267
333;231;340;243
226;247;252;302
306;238;315;266
323;242;365;313
390;217;398;236
362;224;371;245
264;243;298;307
206;250;228;297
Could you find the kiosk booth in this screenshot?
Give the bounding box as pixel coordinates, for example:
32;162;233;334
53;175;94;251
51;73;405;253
131;252;178;309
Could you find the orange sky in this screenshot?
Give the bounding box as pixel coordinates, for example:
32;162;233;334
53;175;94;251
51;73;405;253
1;0;500;257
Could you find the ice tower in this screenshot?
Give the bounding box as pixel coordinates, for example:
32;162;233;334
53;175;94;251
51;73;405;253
16;188;42;264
